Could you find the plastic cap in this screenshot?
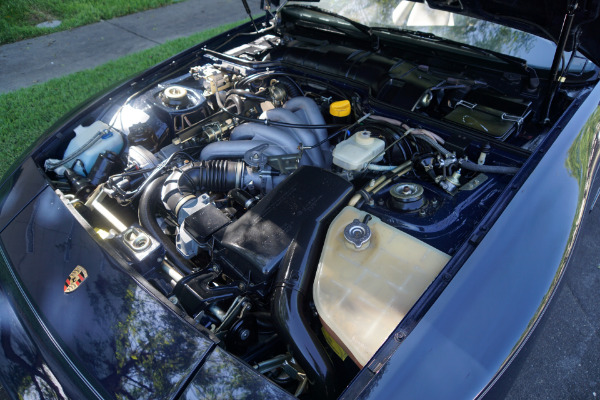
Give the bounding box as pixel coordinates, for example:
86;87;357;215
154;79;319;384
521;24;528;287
355;131;374;145
330;100;351;117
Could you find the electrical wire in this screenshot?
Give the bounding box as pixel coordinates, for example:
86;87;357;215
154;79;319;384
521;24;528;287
106;151;195;205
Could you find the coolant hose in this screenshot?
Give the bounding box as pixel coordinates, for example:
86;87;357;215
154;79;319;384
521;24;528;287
225;94;244;115
138;175;194;275
458;159;519;175
272;229;338;399
415;134;453;158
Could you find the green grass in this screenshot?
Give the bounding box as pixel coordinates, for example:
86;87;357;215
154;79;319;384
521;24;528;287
0;0;179;45
0;20;245;175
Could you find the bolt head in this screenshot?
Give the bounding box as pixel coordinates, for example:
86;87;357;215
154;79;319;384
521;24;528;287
239;329;251;340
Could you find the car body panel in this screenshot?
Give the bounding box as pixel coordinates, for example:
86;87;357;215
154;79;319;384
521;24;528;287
426;0;600;66
0;183;216;399
0;158;48;233
0;283;68;399
287;0;600;66
342;83;600;399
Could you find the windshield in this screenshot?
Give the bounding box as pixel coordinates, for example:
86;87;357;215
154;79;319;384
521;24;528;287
291;0;558;68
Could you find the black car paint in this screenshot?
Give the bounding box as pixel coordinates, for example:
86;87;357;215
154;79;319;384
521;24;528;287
0;162;293;398
0;181;214;398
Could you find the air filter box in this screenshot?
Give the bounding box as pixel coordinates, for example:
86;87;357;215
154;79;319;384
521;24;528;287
213;166;353;284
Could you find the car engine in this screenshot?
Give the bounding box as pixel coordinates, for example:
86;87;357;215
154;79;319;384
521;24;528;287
33;10;589;396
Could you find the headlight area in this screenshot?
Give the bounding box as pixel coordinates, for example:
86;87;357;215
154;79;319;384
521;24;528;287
24;25;586;398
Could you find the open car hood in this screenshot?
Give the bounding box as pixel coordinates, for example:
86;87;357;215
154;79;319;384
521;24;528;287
283;0;600;66
420;0;600;65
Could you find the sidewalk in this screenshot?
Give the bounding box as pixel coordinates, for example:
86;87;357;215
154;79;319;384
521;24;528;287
0;0;261;94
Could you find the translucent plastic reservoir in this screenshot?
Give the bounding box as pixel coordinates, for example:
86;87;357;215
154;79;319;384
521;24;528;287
314;206;450;367
332;131;384;171
57;120;124;176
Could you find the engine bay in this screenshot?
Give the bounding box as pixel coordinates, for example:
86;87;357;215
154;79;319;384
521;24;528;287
31;10;594;397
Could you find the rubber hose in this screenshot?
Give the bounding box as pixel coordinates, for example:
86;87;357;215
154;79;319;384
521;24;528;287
161;160;244;214
414;134;453;158
458;159;520;175
227;89;269;101
279;77;301;98
138;175;194;275
272;229;339;399
225;93;244;115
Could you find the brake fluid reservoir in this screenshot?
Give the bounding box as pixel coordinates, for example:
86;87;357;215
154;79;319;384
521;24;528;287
332;131;384;171
314;206;450;367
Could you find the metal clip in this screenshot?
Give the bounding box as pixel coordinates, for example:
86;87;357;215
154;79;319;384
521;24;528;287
501;113;524;125
456;100;477;109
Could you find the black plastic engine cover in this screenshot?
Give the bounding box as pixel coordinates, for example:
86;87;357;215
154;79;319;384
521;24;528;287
213;166;354;283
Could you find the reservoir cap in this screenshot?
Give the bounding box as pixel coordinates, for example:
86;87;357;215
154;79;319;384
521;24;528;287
330;100;351;117
343;219;371;250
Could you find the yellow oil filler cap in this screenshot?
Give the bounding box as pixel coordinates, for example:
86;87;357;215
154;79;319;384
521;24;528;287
329;100;351;117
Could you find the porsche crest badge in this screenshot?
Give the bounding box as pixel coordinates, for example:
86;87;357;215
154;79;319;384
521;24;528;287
64;266;88;293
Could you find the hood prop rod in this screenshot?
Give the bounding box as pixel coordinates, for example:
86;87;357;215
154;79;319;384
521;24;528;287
241;0;259;32
543;0;578;124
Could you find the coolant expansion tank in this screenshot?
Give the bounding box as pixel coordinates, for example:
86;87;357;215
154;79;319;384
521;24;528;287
314;206;450;367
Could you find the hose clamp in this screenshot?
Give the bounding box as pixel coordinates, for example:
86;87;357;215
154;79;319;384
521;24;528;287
174;195;196;216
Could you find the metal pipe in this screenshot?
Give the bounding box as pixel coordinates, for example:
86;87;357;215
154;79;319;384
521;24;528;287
348;161;412;206
138;175;195;275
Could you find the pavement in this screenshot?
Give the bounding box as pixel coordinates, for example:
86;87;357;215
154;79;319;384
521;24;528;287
0;0;261;94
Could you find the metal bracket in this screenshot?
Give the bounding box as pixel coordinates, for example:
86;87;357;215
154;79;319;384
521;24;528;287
244;143;270;169
501;113;524;125
281;359;308;397
267;153;300;174
502;108;531;126
459;173;488;191
456;100;477;109
214;296;251;335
